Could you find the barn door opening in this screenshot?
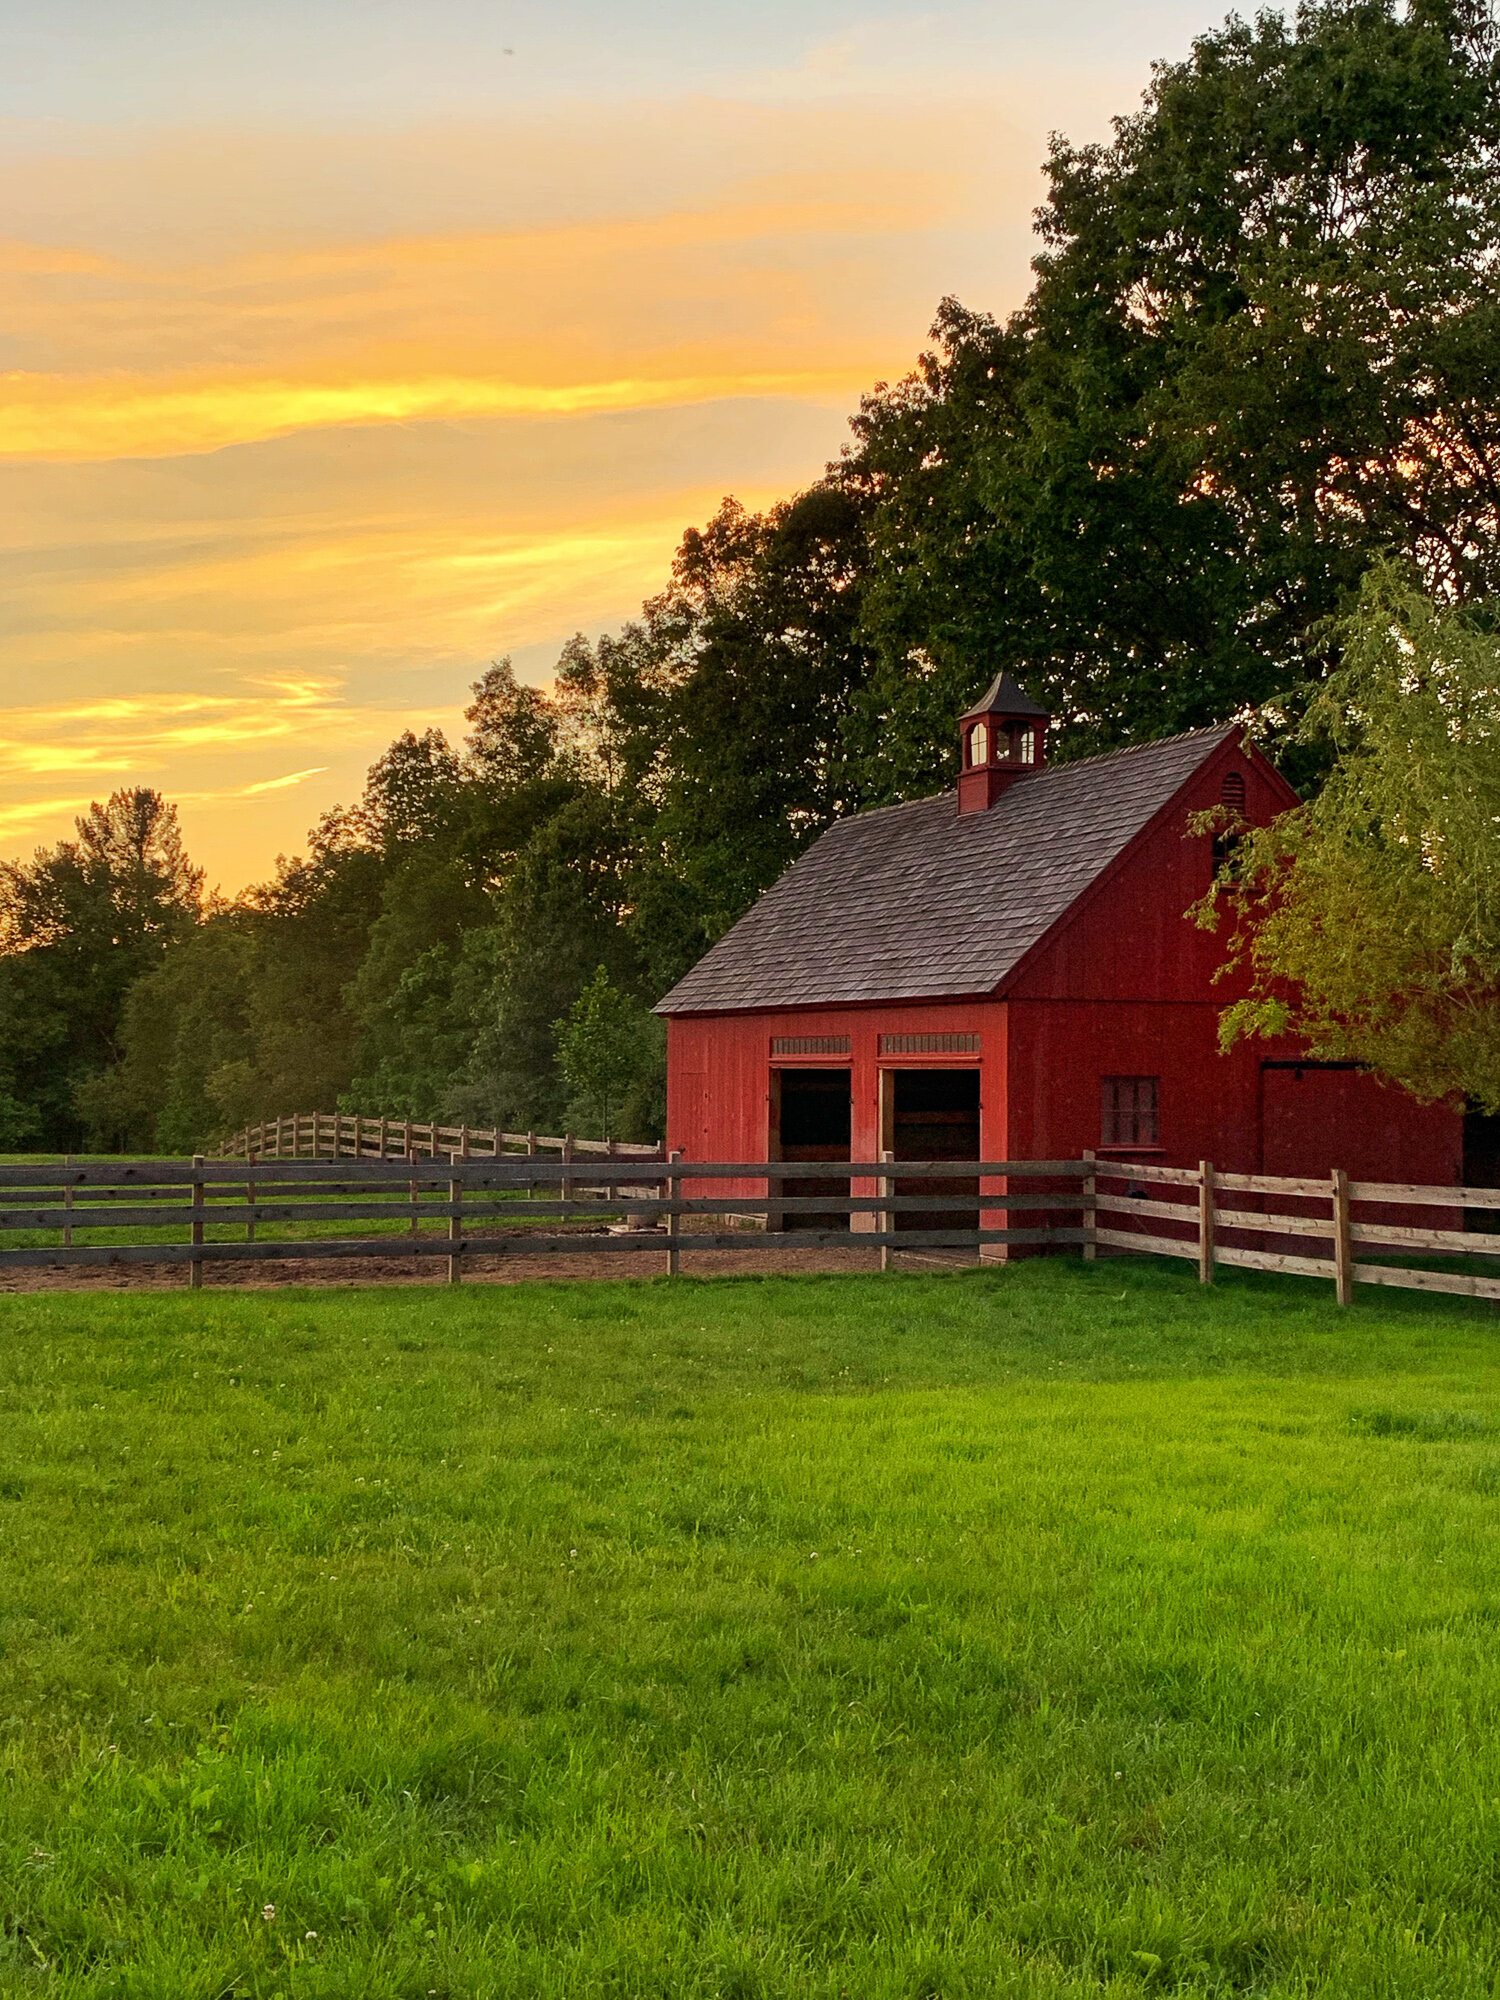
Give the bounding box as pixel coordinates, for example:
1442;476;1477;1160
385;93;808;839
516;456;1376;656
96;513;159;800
1463;1106;1500;1232
772;1068;851;1232
885;1068;980;1232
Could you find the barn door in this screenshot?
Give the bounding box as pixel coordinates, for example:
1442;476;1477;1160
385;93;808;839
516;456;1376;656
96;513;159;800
1464;1108;1500;1232
887;1068;980;1233
771;1068;851;1232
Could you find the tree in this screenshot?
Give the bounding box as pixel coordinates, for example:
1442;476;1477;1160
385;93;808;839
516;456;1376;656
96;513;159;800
0;1078;39;1151
552;965;662;1142
556;483;877;975
1199;561;1500;1109
839;0;1500;791
463;658;560;788
73;915;259;1152
0;789;204;1148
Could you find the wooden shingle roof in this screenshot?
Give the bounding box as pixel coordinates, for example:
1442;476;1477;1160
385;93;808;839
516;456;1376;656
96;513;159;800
655;724;1238;1015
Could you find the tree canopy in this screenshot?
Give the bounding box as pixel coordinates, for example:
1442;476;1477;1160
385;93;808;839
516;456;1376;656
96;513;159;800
838;0;1500;792
1201;560;1500;1109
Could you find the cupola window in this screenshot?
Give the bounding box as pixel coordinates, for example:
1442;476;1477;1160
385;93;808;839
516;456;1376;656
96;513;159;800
956;671;1051;813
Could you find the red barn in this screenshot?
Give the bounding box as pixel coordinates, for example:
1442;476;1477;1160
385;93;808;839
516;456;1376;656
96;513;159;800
655;675;1465;1221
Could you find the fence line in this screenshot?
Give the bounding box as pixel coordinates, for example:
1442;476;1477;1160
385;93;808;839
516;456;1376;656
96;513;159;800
0;1155;1496;1300
216;1114;659;1163
1091;1157;1500;1303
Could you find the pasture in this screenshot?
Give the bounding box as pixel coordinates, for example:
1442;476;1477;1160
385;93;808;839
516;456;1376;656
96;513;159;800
2;1259;1499;1996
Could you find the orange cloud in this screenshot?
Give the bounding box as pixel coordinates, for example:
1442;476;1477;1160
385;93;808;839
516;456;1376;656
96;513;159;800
0;362;876;463
1;89;1040;886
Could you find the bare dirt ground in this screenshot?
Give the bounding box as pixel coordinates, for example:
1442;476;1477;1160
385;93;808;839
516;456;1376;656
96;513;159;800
0;1224;978;1294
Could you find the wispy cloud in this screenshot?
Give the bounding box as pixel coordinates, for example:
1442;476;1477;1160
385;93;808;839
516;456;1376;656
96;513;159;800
1;363;881;463
0;685;353;780
237;766;329;796
1;86;1038;884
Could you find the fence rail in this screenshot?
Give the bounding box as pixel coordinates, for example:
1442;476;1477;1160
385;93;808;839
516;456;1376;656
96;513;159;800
217;1114;660;1163
1;1152;1496;1299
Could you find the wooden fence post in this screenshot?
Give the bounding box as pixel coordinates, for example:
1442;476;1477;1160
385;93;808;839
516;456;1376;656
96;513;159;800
562;1133;575;1210
410;1165;420;1267
666;1148;682;1277
63;1153;74;1250
190;1154;205;1290
880;1149;894;1273
1198;1160;1216;1285
1332;1166;1353;1307
378;1115;388;1160
1081;1148;1097;1261
403;1118;412;1165
448;1168;463;1285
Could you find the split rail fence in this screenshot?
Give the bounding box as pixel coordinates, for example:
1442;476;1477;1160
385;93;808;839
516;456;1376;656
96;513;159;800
0;1153;1496;1300
217;1115;659;1164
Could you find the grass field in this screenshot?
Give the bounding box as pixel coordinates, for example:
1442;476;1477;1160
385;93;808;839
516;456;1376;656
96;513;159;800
3;1260;1500;1997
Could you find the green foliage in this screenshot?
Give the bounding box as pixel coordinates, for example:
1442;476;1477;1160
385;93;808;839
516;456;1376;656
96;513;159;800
552;964;663;1141
0;1076;39;1149
1201;561;1500;1108
72;916;260;1153
2;1263;1500;1993
839;0;1500;790
0;790;204;1150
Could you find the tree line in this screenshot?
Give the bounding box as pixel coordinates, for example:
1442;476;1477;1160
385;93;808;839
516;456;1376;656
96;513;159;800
3;0;1498;1153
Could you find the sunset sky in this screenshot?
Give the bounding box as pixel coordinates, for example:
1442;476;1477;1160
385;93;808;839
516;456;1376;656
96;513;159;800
4;0;1212;893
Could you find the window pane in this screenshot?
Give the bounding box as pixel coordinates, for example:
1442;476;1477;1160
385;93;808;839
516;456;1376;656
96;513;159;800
1102;1076;1159;1146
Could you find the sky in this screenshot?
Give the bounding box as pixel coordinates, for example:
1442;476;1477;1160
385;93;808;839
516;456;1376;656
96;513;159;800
2;0;1216;894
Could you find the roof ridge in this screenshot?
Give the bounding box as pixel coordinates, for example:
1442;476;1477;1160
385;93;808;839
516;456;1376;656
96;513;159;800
1041;721;1239;776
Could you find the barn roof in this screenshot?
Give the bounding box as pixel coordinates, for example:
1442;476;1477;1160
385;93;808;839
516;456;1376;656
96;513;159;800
655;723;1239;1015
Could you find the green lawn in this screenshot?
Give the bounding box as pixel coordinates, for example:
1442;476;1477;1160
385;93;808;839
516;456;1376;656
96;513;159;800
2;1262;1499;1998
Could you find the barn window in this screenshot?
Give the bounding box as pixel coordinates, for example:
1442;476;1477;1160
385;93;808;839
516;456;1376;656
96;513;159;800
1101;1076;1159;1148
880;1033;981;1054
771;1035;850;1056
1016;725;1035;766
968;721;989;767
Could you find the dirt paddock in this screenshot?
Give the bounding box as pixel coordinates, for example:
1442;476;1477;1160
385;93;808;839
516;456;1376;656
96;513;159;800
0;1227;979;1295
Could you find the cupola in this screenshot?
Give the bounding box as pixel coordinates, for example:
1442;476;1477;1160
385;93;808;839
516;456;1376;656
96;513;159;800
957;672;1051;814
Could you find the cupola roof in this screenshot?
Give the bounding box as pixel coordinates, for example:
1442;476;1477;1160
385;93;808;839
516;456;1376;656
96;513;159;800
959;671;1051;724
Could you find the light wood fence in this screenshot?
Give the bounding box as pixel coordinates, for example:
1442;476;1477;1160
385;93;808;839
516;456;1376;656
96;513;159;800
217;1113;660;1163
1;1153;1496;1299
1090;1157;1500;1304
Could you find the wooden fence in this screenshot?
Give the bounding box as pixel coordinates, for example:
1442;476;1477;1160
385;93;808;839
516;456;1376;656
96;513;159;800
1090;1156;1500;1304
0;1152;1496;1300
217;1114;660;1163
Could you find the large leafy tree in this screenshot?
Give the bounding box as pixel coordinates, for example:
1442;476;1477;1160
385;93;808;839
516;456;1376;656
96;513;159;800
1201;562;1500;1109
841;0;1500;797
562;482;876;974
0;789;203;1148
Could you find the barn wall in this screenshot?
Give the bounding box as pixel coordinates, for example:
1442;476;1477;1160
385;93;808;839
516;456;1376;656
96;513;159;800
1002;736;1460;1183
666;1001;1009;1203
1004;738;1279;1008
